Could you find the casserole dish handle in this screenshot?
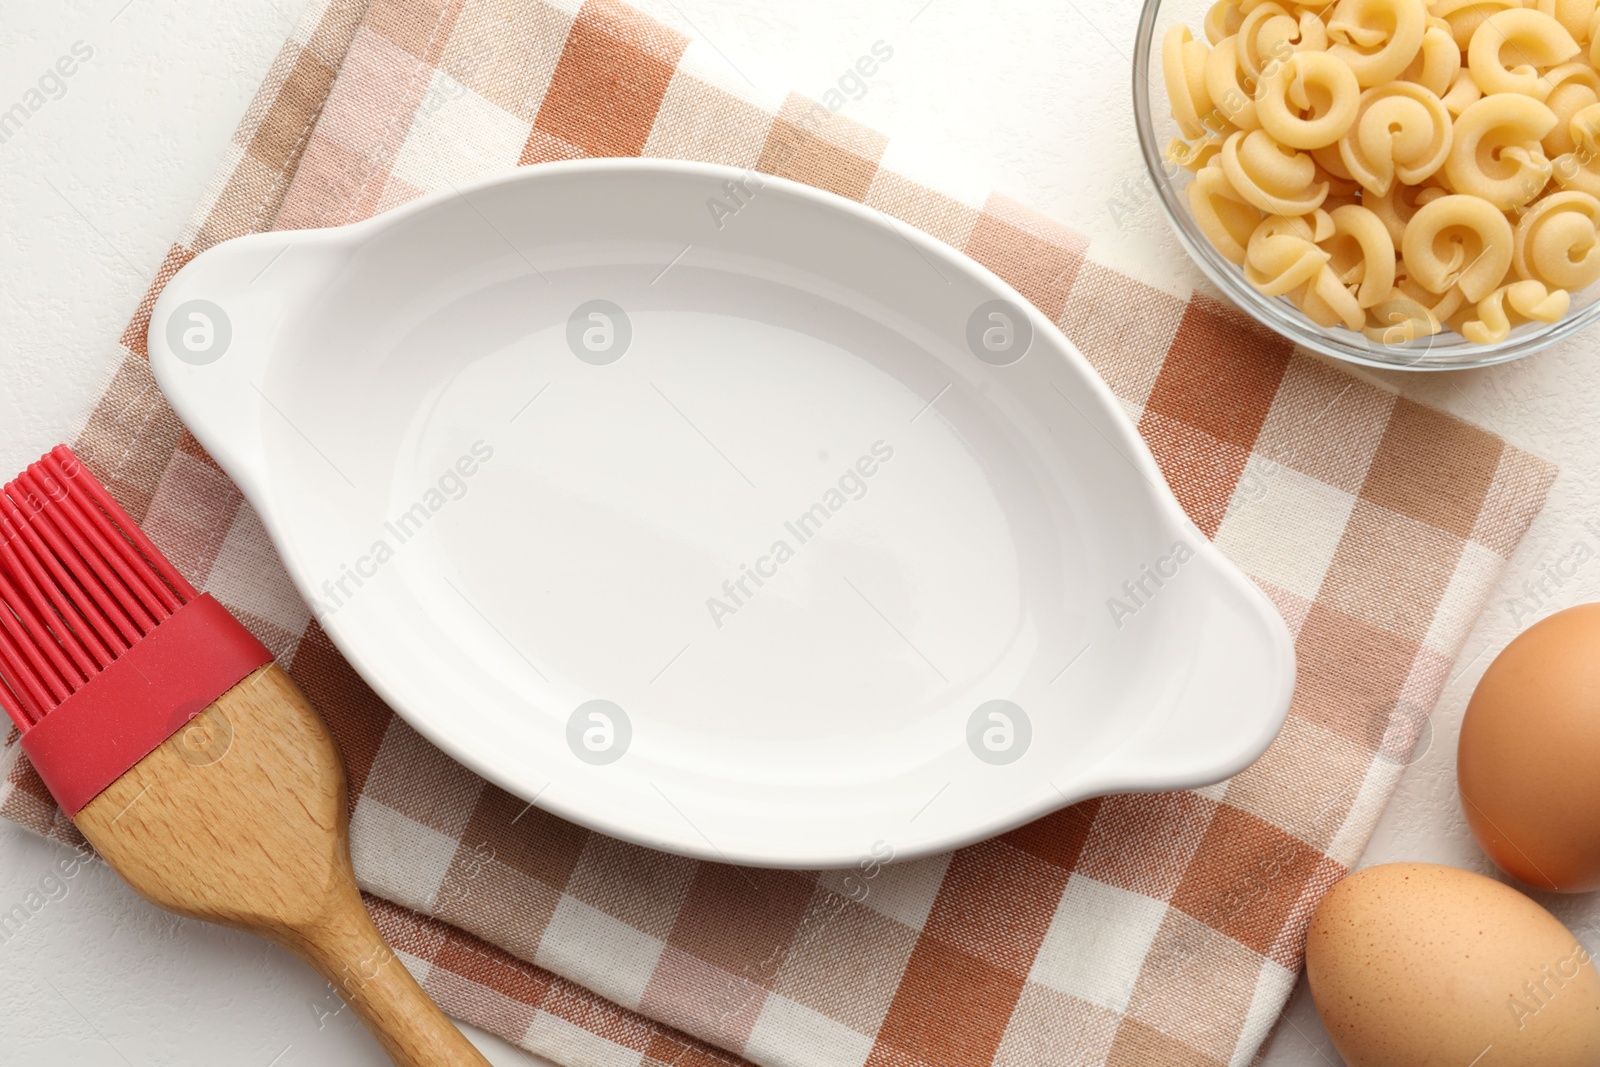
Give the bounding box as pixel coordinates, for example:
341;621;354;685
1079;545;1298;795
147;230;344;491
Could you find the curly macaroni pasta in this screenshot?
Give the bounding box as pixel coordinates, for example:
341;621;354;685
1238;3;1325;80
1553;101;1600;195
1400;18;1461;97
1204;0;1245;45
1542;62;1600;155
1325;203;1397;304
1441;65;1483;114
1340;81;1452;192
1163;25;1215;137
1245;214;1333;294
1221;129;1330;212
1431;0;1519;51
1466;9;1579;99
1446;94;1557;208
1401;193;1513;299
1161;0;1600;345
1328;0;1427;86
1513;188;1600;287
1188;163;1265;263
1455;279;1569;342
1205;34;1263;129
1537;0;1598;44
1257;51;1362;147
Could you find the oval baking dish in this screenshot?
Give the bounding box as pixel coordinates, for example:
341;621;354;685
148;159;1294;868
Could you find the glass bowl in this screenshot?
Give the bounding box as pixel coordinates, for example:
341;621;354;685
1132;0;1600;371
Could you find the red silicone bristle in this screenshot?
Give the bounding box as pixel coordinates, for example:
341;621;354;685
0;573;66;721
48;448;196;603
17;468;158;637
0;524;99;684
0;539;82;697
44;455;184;616
21;470;154;646
0;448;193;731
0;497;120;672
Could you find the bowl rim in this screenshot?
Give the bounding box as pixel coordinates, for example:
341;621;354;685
1130;0;1600;372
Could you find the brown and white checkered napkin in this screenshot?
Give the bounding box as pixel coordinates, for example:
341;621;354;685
1;0;1559;1064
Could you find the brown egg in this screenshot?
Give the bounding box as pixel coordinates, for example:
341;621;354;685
1307;863;1600;1067
1459;602;1600;892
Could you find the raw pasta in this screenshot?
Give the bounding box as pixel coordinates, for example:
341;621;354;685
1553;100;1600;195
1325;203;1397;304
1256;51;1361;147
1441;66;1483;113
1328;0;1428;85
1204;0;1245;45
1454;279;1569;342
1188;164;1265;262
1238;3;1326;80
1466;9;1578;99
1245;214;1334;295
1168;131;1228;171
1340;81;1452;192
1164;25;1215;136
1537;0;1598;43
1160;0;1600;345
1399;18;1461;96
1400;193;1513;299
1205;34;1264;129
1221;128;1330;212
1431;0;1518;51
1513;188;1600;287
1444;94;1556;209
1364;175;1445;243
1542;62;1600;156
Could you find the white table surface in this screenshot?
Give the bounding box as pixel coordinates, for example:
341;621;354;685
2;1;1597;1064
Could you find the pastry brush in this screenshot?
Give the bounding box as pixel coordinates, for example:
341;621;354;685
0;445;489;1067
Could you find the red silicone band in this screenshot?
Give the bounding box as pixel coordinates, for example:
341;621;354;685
19;594;273;816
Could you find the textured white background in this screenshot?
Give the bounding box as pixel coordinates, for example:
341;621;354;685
1;0;1597;1064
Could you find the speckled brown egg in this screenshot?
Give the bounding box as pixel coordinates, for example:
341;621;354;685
1306;863;1600;1067
1459;602;1600;892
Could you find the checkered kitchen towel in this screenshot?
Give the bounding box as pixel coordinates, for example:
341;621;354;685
1;0;1559;1064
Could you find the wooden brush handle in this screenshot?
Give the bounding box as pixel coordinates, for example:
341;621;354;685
287;883;489;1067
75;665;490;1067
